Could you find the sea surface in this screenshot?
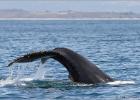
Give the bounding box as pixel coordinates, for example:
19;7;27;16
0;20;140;100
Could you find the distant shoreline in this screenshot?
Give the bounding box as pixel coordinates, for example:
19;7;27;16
0;18;140;20
0;9;140;20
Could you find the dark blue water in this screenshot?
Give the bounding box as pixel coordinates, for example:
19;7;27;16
0;20;140;99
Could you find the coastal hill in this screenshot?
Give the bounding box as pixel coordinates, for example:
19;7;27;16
0;9;140;19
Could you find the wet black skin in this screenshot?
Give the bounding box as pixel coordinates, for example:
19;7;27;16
8;48;114;84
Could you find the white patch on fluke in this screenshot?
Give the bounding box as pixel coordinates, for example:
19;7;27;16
107;80;135;85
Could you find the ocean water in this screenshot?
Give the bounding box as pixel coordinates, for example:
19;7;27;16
0;20;140;100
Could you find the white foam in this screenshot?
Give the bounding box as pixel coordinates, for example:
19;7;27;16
0;79;15;87
72;83;93;87
0;77;34;87
107;80;135;85
19;77;34;82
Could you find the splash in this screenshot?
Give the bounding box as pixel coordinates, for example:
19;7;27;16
0;78;15;87
31;63;47;80
107;80;135;85
0;63;47;87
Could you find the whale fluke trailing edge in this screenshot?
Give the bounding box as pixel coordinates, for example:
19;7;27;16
8;48;114;84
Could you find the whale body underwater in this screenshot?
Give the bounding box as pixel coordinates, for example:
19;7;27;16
8;48;114;84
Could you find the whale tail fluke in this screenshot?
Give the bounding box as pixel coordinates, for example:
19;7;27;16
8;48;114;84
8;51;50;67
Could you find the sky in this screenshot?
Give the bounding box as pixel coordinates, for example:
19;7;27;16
0;0;140;13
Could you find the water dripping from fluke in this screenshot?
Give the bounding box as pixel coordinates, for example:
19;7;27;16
0;63;47;87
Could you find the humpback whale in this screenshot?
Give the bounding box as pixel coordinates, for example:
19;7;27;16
8;48;114;84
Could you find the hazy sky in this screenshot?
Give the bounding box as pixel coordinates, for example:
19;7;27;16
0;0;140;13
